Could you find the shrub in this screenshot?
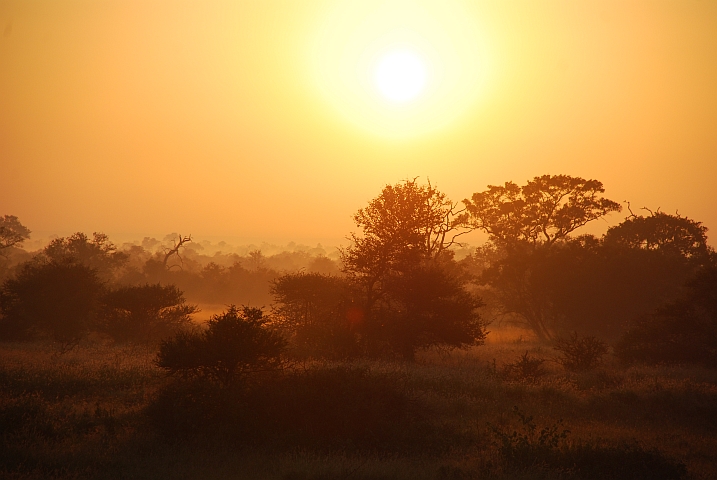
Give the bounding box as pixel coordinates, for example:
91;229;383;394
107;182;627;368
502;351;546;382
99;283;197;343
156;305;286;385
553;332;608;372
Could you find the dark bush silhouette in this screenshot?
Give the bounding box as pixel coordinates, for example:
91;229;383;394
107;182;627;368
156;305;286;385
502;351;546;382
615;265;717;366
271;272;359;359
553;332;609;372
477;233;700;341
99;283;197;343
0;258;104;343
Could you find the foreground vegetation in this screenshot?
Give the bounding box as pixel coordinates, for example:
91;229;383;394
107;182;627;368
1;335;716;480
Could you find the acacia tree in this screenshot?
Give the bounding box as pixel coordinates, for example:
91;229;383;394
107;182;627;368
340;179;484;359
463;175;621;248
463;175;621;341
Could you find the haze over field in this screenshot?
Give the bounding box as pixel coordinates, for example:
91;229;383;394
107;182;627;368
2;0;717;245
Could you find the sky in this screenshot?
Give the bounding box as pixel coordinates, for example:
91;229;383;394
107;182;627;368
1;0;716;248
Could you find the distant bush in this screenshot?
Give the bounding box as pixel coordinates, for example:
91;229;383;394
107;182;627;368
553;332;609;372
156;305;286;385
502;351;546;382
0;259;104;344
99;283;197;343
616;265;717;367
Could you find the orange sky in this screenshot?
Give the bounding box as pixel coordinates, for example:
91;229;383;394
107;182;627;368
1;1;716;248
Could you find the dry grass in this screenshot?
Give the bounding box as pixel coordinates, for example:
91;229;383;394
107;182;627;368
1;337;715;479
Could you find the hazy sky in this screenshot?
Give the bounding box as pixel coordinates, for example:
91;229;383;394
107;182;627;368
2;1;716;247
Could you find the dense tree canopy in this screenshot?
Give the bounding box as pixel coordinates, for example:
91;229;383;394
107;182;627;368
603;210;712;261
43;232;128;280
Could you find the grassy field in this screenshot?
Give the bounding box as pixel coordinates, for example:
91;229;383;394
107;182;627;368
1;334;716;479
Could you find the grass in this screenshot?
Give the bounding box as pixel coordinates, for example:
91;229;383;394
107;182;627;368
1;334;716;479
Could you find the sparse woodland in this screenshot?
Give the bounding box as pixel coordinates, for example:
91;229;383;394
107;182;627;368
1;176;716;479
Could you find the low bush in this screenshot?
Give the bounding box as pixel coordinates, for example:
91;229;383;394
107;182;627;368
502;351;546;383
553;332;609;372
156;305;286;385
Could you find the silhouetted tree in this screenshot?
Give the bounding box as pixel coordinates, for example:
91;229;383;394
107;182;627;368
603;208;713;262
271;272;359;359
340;179;484;359
99;283;197;343
43;232;128;280
342;179;470;309
156;305;286;385
463;175;624;340
464;175;621;248
162;234;192;269
0;215;30;255
0;258;104;344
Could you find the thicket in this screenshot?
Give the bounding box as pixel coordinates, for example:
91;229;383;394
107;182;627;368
616;265;717;366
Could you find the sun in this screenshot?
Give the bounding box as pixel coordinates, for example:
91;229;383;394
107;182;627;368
374;50;427;103
308;1;490;138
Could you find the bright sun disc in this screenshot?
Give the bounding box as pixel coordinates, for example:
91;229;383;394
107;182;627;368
309;0;489;138
374;50;427;102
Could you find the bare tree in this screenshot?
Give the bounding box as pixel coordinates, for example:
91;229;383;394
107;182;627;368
162;234;192;269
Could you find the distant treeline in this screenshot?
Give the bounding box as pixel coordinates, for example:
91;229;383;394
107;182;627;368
1;174;716;366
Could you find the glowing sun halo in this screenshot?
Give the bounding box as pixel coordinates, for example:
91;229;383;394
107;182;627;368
309;1;488;137
374;50;427;102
